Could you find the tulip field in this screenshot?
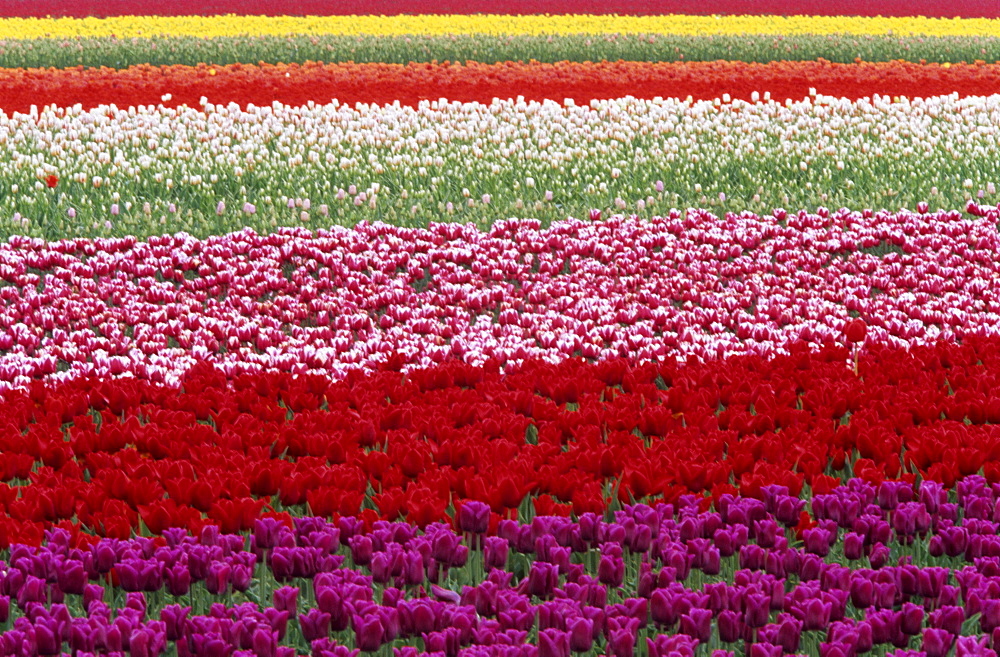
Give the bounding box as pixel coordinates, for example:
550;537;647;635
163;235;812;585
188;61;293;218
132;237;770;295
6;2;1000;657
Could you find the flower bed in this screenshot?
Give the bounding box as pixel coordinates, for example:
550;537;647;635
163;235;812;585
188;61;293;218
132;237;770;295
3;209;1000;389
4;97;1000;239
5;60;1000;114
2;478;1000;656
2;0;999;654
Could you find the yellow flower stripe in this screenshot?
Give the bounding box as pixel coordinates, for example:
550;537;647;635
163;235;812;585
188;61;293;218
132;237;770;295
4;14;999;39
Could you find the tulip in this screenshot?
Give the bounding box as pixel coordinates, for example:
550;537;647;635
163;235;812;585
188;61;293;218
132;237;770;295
679;609;712;643
567;617;594;653
598;555;624;588
55;559;86;595
34;620;61;656
608;628;635;657
773;614;803;653
799;598;832;631
923;628;955;657
526;562;559;599
955;635;996;657
539;629;571;657
272;587;299;618
900;602;924;636
484;537;509;571
459;501;490;535
299;609;332;643
926;606;964;638
748;644;782;657
744;593;770;628
819;642;853;657
717;609;742;643
350;536;374;566
647;634;697;657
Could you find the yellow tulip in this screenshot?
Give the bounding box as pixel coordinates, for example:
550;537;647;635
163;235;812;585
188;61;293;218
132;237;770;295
0;14;996;39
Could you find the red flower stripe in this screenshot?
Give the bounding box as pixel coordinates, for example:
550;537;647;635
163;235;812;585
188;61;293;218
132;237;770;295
2;337;1000;546
0;60;997;114
1;0;996;18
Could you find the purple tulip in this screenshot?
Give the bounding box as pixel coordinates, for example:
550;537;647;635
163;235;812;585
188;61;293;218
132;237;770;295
35;619;61;656
798;598;832;631
299;609;332;643
567;617;593;653
650;589;682;628
526;562;560;599
843;532;865;560
165;565;191;597
459;501;491;535
539;628;571;657
254;518;284;550
608;628;636;657
869;543;890;569
819;641;853;657
849;577;873;608
939;526;970;557
918;567;948;599
349;536;374;566
744;592;770;629
983;599;1000;633
647;634;697;657
204;562;230;595
17;575;47;608
955;635;997;657
803;528;833;556
130;624;167;657
774;496;805;526
774;614;803;653
929;606;965;637
717;609;742;643
484;537;509;571
900;602;924;636
752;520;778;548
230;563;253;593
353;614;385;652
249;628;277;657
598;555;624;588
273;587;299;618
400;552;424;586
679;608;712;642
56;559;87;595
748;643;782;657
923;628;955;657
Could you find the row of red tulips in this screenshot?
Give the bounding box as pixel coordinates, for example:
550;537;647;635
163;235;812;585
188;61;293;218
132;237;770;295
0;60;997;114
0;336;999;547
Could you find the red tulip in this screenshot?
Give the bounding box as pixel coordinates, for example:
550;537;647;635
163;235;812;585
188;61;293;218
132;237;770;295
844;319;868;344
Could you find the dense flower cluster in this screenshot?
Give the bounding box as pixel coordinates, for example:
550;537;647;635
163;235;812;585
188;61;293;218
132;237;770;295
3;477;1000;656
4;60;1000;117
4;1;1000;656
0;14;995;40
3;0;996;18
2;336;1000;545
5;96;1000;238
4;34;1000;71
3;209;1000;389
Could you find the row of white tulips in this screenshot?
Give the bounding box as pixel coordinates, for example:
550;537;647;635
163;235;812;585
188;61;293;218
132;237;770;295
2;94;1000;238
